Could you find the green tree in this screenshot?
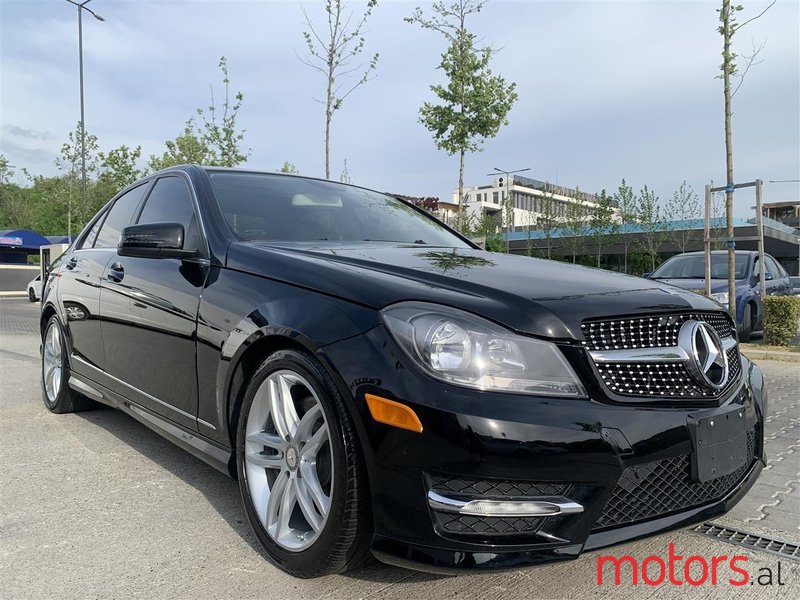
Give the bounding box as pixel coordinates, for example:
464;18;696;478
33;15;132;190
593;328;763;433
406;0;517;232
564;189;588;264
664;180;701;253
0;155;29;228
56;122;100;235
589;189;618;268
94;145;143;206
635;185;666;273
612;179;637;274
279;161;300;175
301;1;379;179
150;57;248;171
534;183;559;260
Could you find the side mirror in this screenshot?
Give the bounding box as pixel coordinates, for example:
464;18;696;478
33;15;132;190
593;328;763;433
764;271;773;281
118;223;196;259
642;272;651;278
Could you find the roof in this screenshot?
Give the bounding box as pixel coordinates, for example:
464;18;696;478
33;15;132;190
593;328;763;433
0;229;52;249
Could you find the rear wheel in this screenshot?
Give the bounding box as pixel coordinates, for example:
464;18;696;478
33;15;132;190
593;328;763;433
235;349;371;578
41;316;95;413
739;303;753;343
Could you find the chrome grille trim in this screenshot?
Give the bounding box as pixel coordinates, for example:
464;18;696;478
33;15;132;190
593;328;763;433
589;335;737;363
582;312;741;400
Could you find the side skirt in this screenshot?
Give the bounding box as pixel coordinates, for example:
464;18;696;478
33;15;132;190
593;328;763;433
68;371;234;477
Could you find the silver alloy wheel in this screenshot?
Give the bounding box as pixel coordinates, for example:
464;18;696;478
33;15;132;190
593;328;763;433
244;369;334;551
43;322;63;403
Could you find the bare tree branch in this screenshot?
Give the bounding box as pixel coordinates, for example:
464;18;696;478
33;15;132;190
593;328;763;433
735;0;776;31
731;38;766;97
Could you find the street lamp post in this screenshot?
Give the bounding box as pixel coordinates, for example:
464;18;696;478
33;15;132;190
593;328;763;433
489;166;531;253
65;0;104;239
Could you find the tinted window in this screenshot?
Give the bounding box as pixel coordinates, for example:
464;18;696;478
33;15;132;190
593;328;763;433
208;172;468;247
94;184;148;248
137;176;200;251
77;210;106;249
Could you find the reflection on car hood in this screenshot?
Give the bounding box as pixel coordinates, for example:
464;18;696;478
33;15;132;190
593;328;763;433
227;242;724;340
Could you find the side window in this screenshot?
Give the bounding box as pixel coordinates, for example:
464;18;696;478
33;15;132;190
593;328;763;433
137;176;200;251
94;184;148;248
752;258;760;277
77;209;107;250
765;256;783;278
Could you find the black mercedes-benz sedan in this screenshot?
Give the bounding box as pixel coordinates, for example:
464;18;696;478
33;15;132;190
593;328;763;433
40;166;766;577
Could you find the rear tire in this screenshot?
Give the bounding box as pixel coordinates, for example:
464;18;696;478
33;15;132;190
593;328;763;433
235;349;372;578
41;315;95;413
739;303;753;343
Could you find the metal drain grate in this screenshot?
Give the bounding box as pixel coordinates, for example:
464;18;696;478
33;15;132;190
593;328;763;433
692;523;800;561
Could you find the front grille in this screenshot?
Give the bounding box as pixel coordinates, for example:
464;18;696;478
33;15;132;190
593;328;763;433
594;428;756;530
583;312;741;400
427;475;570;498
435;513;545;536
596;346;741;399
582;312;734;351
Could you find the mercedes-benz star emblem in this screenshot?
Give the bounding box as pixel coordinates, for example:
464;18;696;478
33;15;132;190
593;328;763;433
678;320;729;389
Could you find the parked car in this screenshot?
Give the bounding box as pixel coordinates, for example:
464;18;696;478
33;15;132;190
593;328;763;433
41;166;766;577
790;276;800;296
27;274;41;302
647;250;792;341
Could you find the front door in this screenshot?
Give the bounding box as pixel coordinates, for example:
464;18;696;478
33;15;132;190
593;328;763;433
59;183;148;378
99;175;208;430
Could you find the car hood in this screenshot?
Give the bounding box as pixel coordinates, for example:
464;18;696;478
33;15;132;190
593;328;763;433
227;242;724;340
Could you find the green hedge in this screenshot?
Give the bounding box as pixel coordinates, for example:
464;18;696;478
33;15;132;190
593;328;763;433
763;296;800;346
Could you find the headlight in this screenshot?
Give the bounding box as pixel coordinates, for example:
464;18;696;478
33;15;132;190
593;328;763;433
381;302;586;397
710;291;729;308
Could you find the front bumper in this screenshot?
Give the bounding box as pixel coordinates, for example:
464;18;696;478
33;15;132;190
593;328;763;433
320;328;767;573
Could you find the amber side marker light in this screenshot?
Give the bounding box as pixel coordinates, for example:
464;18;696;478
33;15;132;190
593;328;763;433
365;394;423;433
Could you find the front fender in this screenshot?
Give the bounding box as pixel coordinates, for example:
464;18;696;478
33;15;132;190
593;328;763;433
195;266;380;449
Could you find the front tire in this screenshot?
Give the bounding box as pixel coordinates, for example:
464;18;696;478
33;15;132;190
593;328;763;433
739;303;753;343
28;288;36;302
235;349;372;578
41;315;95;413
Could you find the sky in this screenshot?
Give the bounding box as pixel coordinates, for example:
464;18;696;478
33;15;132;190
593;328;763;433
1;0;799;218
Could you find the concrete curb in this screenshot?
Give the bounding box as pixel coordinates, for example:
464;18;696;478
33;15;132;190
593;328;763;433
740;348;800;363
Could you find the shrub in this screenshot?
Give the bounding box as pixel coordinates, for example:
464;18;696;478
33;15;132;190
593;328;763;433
763;296;800;346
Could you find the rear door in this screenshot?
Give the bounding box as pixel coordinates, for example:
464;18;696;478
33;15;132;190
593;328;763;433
99;174;208;430
57;184;148;378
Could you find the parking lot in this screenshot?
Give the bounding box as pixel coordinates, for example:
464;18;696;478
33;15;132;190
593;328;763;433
1;297;798;598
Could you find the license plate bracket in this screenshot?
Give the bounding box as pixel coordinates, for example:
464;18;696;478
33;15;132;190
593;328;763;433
688;406;748;483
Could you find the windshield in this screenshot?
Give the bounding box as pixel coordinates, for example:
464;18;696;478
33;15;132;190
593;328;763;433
651;254;749;279
208;172;469;248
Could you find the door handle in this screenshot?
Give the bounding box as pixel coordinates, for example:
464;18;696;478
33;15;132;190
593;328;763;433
107;262;125;283
66;257;78;270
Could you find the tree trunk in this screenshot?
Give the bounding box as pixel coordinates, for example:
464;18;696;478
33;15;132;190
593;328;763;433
325;62;334;180
722;0;736;321
457;148;465;232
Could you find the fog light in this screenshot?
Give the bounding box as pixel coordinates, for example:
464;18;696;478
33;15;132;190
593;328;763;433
427;491;583;517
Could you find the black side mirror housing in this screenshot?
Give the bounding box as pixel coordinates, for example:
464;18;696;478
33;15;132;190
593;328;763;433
764;272;773;281
118;223;196;259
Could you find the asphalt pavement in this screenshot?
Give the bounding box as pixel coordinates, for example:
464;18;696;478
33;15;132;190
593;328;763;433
1;297;798;599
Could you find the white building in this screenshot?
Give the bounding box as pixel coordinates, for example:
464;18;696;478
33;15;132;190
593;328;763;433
442;175;616;231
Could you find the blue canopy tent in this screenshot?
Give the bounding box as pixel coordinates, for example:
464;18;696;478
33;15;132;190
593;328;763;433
0;229;54;264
